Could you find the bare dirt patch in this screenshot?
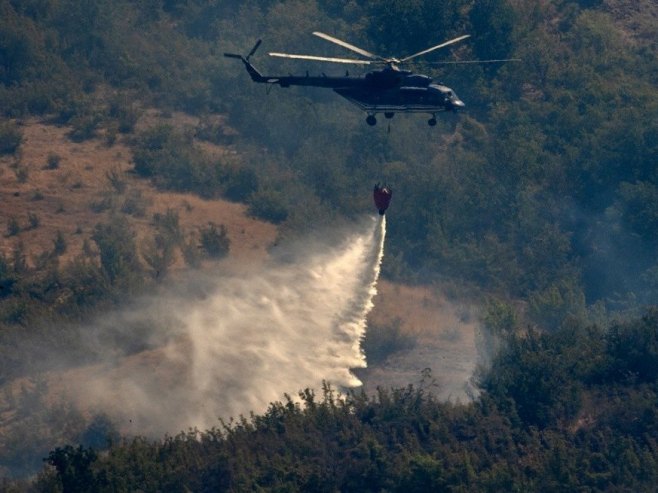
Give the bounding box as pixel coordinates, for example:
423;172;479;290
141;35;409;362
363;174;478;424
359;280;481;401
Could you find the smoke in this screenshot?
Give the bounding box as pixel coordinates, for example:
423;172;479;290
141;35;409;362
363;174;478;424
67;215;386;435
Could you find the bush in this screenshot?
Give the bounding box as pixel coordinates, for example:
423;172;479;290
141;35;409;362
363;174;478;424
109;97;139;134
15;166;29;183
132;125;220;195
27;212;40;229
6;217;20;236
91;217;141;284
53;230;67;256
362;318;416;365
68;113;100;142
0;121;22;154
224;166;259;202
247;190;289;224
199;222;230;259
105;168;126;194
120;189;150;217
46;153;61;170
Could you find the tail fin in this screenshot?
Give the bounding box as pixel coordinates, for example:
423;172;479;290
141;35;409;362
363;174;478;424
224;40;266;83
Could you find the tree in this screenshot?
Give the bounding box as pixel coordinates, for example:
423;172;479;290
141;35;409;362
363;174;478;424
91;216;141;284
0;120;23;154
46;445;100;492
52;230;67;256
200;222;230;259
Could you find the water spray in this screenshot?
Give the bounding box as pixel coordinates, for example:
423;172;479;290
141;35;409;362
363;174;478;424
74;215;386;435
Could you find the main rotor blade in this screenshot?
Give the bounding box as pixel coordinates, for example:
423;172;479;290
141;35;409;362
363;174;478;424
423;58;522;65
269;52;372;65
247;39;262;59
400;34;471;62
312;31;383;61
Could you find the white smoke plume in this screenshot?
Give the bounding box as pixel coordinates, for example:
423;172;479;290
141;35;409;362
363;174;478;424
66;215;386;435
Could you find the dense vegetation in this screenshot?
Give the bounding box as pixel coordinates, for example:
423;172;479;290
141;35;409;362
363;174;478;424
34;312;658;491
2;0;656;312
0;0;657;488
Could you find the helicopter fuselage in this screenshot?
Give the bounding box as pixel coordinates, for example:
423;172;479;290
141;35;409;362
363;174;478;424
225;36;471;126
240;61;464;125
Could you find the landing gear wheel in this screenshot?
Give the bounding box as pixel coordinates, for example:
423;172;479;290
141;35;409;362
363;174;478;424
428;117;437;127
384;112;395;119
366;115;377;126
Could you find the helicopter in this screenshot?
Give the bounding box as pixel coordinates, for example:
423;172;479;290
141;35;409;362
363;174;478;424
225;31;519;126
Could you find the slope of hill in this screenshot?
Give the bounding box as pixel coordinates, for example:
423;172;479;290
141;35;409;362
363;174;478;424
1;112;479;479
1;0;657;488
0;114;276;267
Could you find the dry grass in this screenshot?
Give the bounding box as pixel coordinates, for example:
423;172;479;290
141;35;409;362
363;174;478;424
0;116;276;270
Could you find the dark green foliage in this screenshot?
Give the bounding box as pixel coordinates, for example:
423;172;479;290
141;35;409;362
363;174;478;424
0;252;15;297
14;165;28;183
152;209;183;245
615;181;658;243
132;124;224;197
91;216;141;285
68;112;101;142
45;446;100;492
247;189;289;224
364;0;468;56
482;299;517;335
6;216;20;236
2;0;658;486
1;0;653;306
528;279;587;330
0;120;22;154
52;230;67;256
482;328;586;428
27;212;39;229
35;322;658;492
45;152;61;169
469;0;517;61
142;210;184;278
108;95;139;133
362;318;415;365
606;309;658;383
223;165;259;202
78;414;119;450
104;167;126;194
199;222;230;259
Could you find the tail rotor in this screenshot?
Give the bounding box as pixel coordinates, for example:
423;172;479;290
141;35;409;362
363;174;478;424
224;39;262;62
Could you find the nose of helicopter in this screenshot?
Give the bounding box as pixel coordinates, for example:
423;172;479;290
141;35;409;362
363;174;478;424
452;98;465;110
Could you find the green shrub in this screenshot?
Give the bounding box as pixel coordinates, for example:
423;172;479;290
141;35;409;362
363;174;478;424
121;189;150;217
132;125;219;195
46;153;61;170
247;190;289;224
15;166;29;183
53;230;67;256
105;168;126;194
7;217;20;236
27;212;40;229
109;97;140;134
200;222;230;259
362;318;416;365
0;121;22;154
68;113;100;142
224;166;259;202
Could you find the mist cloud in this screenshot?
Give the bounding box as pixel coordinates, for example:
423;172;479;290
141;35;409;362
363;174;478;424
61;215;386;435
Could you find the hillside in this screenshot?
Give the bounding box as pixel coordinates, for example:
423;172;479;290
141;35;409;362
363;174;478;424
1;0;657;489
0;114;275;267
1;111;478;479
